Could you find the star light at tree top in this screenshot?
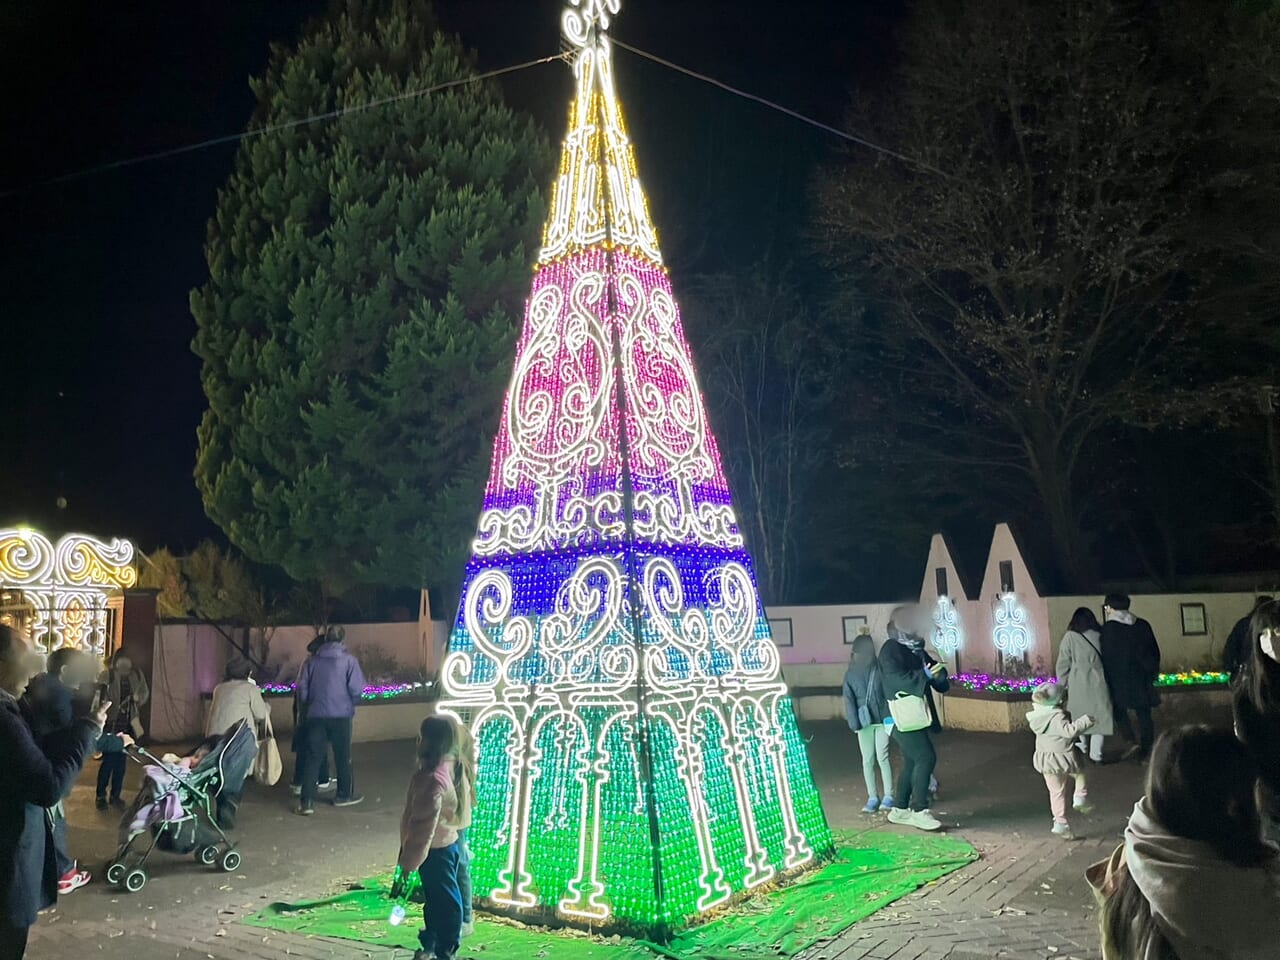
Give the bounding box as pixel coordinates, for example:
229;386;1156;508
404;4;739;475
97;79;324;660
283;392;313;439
438;0;832;938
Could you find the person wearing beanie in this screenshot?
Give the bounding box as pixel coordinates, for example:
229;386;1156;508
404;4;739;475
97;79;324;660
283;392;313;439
1028;681;1094;839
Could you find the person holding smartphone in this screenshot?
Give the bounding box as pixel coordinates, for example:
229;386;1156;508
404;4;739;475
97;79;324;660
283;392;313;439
879;606;951;832
19;648;101;895
1;626;106;960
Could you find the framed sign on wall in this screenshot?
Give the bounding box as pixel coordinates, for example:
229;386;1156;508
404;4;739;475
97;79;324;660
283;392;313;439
842;615;869;645
769;618;794;647
1179;602;1207;637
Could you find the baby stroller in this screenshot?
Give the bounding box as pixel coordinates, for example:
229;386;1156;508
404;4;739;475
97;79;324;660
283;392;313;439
105;719;258;893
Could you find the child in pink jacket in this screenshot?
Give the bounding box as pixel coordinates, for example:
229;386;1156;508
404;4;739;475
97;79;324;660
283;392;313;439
397;717;460;960
1027;682;1094;840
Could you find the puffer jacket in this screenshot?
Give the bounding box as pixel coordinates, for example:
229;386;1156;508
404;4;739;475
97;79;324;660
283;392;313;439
297;642;366;719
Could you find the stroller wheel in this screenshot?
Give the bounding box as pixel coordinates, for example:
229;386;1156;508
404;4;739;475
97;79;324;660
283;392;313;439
197;845;220;866
123;868;147;893
105;861;126;885
219;849;242;873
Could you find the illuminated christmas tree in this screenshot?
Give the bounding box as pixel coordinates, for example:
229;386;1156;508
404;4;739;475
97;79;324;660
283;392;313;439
439;0;832;936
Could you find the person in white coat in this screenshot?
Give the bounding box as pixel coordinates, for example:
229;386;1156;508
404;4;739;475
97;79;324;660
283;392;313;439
1056;607;1115;763
206;661;269;738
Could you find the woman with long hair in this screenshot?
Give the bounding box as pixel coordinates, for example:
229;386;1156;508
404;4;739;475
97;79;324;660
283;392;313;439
1233;599;1280;827
397;716;462;960
842;634;894;812
1056;607;1115;763
1088;726;1280;959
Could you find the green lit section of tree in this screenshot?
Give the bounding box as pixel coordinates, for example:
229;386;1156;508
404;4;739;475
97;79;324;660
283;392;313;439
192;0;550;596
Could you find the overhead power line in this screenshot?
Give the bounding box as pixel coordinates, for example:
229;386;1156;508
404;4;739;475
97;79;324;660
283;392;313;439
2;38;944;200
0;52;568;200
613;39;947;178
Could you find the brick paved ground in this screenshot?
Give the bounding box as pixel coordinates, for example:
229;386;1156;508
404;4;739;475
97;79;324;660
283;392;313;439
26;697;1228;960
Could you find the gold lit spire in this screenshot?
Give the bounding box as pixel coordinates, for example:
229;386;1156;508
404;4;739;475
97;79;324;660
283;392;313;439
539;0;662;264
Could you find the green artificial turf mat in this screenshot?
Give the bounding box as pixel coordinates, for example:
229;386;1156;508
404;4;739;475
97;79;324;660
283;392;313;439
242;828;977;959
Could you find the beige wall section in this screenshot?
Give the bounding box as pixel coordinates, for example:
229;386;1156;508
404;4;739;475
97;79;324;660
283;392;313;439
765;603;900;666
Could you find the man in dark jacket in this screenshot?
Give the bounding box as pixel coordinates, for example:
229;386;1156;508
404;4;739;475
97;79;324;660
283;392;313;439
1224;596;1273;680
296;629;366;816
0;627;102;960
19;648;97;895
1099;594;1161;761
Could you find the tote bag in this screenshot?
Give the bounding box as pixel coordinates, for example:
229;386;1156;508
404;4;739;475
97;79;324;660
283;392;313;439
254;714;283;785
887;690;932;733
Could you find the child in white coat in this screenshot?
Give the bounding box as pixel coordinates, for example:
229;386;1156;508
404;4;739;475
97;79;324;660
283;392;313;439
1027;682;1093;839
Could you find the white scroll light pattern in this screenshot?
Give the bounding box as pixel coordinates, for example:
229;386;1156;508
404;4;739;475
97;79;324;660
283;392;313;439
442;552;812;916
0;529;136;654
931;595;964;656
992;592;1033;657
473;253;741;557
441;0;830;929
541;0;661;264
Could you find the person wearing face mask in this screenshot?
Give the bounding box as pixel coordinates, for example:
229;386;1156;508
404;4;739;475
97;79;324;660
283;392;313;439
1233;599;1280;831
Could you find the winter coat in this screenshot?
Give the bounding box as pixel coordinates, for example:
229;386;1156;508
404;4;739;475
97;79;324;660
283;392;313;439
1100;612;1161;710
1026;704;1091;775
206;679;270;737
1087;799;1280;960
842;661;889;732
398;762;458;874
1233;673;1280;822
1055;629;1115;737
297;642;366;720
0;690;98;928
879;637;950;732
101;667;149;731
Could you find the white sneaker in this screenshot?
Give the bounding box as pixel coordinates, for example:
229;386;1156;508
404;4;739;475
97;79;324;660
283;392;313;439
317;779;336;792
909;809;942;831
888;807;941;831
1052;822;1075;840
460;921;475;939
1073;798;1094;815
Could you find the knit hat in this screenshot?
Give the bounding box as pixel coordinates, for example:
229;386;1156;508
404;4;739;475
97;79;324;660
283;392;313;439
1031;682;1063;707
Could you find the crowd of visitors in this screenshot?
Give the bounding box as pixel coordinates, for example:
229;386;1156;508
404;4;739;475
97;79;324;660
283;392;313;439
2;593;1277;960
837;594;1280;958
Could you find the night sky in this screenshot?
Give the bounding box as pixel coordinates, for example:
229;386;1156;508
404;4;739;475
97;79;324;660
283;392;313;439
0;0;896;555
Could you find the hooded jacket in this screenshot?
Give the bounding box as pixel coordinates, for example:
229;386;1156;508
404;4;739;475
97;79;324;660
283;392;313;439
1100;610;1161;709
1025;703;1091;775
297;642;366;720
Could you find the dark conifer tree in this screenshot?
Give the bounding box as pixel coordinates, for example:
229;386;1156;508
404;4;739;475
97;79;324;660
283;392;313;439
192;0;550;596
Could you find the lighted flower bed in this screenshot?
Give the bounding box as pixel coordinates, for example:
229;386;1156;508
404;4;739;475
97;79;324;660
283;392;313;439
259;681;431;700
949;670;1228;695
936;670;1230;732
